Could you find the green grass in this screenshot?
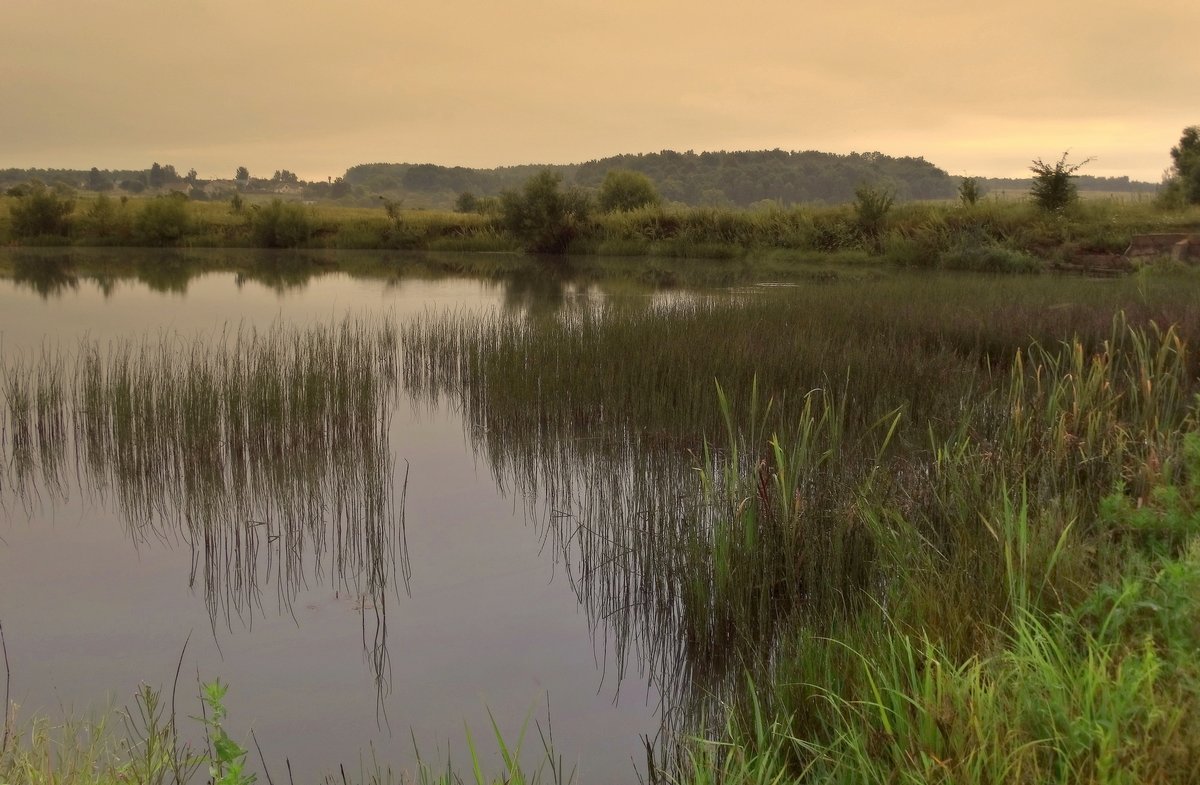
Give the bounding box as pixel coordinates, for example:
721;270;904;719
3;193;1197;265
400;272;1200;782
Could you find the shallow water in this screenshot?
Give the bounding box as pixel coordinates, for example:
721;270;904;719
0;250;667;782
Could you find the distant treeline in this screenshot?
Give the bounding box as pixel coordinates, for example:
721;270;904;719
976;174;1160;194
3;150;1162;210
346;150;960;207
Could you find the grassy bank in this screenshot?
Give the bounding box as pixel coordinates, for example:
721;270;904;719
400;271;1200;782
2;191;1198;270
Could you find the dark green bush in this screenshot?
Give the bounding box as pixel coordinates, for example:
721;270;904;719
500;170;592;254
1031;153;1089;213
251;199;312;248
597;169;661;213
10;183;74;239
135;194;190;246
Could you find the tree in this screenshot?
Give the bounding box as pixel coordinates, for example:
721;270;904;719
1165;126;1200;205
597;169;661;212
1030;152;1090;212
455;191;480;213
88;167;113;192
148;163;178;189
500;170;592;254
235;166;250;184
271;169;299;186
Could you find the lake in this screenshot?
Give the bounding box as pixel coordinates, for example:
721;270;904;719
0;249;688;783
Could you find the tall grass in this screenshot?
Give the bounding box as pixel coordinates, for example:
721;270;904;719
1;319;407;661
400;273;1200;780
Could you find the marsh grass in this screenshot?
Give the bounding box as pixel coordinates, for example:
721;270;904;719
401;271;1200;781
1;318;407;662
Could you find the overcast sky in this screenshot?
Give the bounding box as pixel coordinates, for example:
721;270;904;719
2;0;1196;182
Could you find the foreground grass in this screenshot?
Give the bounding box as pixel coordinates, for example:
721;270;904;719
402;273;1200;783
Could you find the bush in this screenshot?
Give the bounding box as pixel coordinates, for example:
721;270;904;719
597;169;661;213
853;184;894;251
940;243;1041;272
500;170;592;253
78;193;132;242
1030;152;1089;212
9;182;74;239
959;177;982;206
250;199;312;248
135;194;190;245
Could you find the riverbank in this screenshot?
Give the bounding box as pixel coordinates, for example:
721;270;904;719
3;192;1199;272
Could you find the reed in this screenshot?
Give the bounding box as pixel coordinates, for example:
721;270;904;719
2;318;407;667
400;273;1200;780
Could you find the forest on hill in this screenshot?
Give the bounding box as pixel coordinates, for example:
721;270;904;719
345;149;958;206
3;150;1160;210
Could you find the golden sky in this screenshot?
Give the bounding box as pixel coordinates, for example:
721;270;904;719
2;0;1197;182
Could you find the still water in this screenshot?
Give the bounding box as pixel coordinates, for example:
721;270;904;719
0;250;679;782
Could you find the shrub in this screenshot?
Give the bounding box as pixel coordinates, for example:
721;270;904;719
135;193;190;245
853;184;894;251
597;169;662;213
500;170;592;253
9;182;74;239
250;199;312;248
940;243;1041;272
1030;152;1090;212
78;193;132;242
959;177;982;206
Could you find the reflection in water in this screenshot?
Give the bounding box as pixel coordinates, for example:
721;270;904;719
402;303;743;748
12;253;79;298
1;318;407;698
2;248;704;313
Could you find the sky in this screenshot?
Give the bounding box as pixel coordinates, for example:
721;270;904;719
2;0;1197;183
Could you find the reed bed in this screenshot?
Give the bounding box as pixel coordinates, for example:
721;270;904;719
400;271;1200;781
1;318;407;646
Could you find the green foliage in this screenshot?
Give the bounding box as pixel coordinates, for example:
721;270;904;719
455;191;481;213
500;171;592;254
88;167;113;192
235;166;250;183
148;162;178;189
939;243;1041;272
250;199;312;248
1166;125;1200;206
852;183;894;251
1099;431;1200;557
1030;152;1089;212
596;169;661;213
958;176;982;206
135;194;190;246
79;193;132;242
199;680;256;785
9;182;75;238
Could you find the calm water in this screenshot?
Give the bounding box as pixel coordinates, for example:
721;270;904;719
0;250;678;782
